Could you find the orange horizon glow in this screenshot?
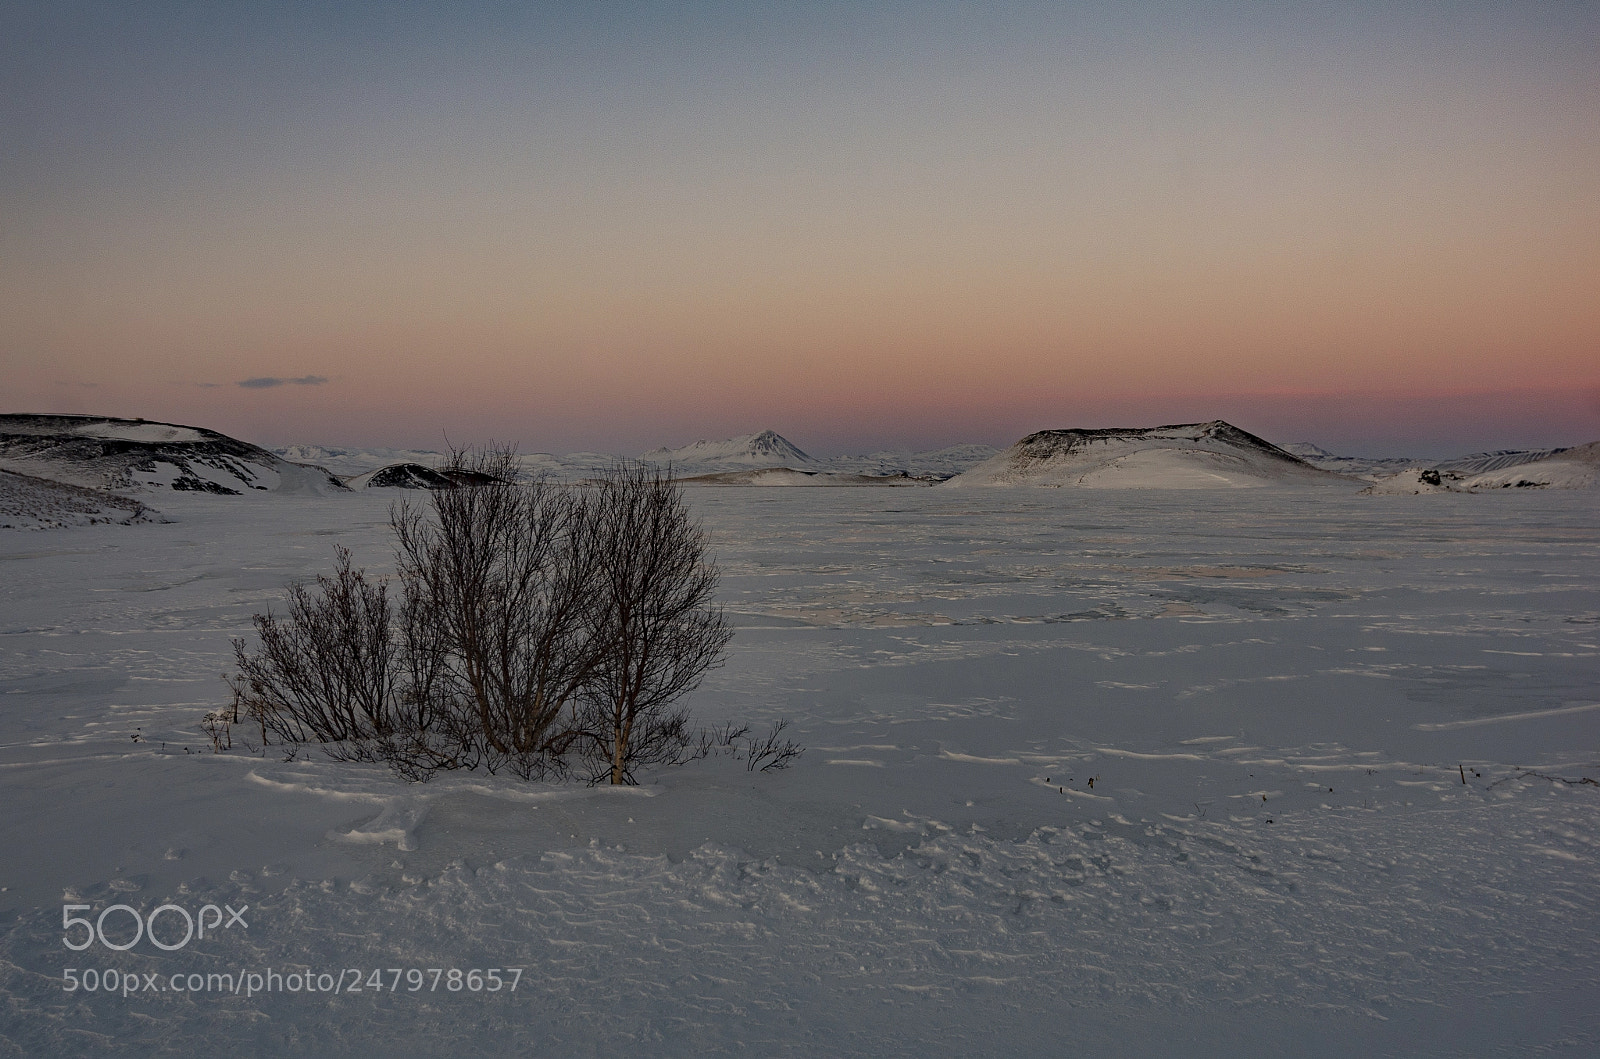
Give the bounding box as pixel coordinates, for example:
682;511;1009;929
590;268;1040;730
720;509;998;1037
3;3;1597;457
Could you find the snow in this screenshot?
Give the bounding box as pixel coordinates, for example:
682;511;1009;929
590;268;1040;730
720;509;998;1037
66;422;208;444
1435;447;1573;475
1359;468;1458;495
1067;447;1285;488
1457;441;1600;491
1358;443;1600;494
1280;443;1416;479
0;416;205;445
1;416;346;497
948;422;1346;489
271;445;445;477
0;469;163;530
643;430;813;471
2;487;1598;1055
1285;442;1573;482
1280;442;1337;459
344;464;455;490
822;443;1001;479
677;468;930;487
279;435;998;484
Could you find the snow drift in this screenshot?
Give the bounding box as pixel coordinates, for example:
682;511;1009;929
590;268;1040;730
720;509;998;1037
0;414;348;496
945;421;1348;489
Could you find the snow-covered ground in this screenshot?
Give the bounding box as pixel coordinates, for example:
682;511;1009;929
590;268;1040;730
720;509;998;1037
2;488;1597;1056
676;467;933;487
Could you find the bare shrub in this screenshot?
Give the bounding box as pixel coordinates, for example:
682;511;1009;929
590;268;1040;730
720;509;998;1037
227;450;752;785
691;720;750;761
202;708;233;752
574;462;733;784
229;547;400;751
745;719;803;772
391;447;607;777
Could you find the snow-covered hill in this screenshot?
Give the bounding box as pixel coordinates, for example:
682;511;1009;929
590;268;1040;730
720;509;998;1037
643;430;813;472
344;462;517;489
0;415;347;496
1354;441;1599;493
1435;447;1570;475
1284;442;1571;482
1457;440;1599;490
0;468;164;529
273;444;448;478
345;463;459;489
947;421;1348;489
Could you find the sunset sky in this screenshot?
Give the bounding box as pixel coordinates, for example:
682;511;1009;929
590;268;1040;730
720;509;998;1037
3;1;1597;457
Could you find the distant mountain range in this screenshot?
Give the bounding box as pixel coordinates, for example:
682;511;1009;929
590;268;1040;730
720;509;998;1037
1;414;1592;526
280;431;1002;486
308;423;1589;492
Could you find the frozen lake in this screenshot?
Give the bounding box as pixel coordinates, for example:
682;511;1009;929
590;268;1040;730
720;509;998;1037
2;487;1597;1056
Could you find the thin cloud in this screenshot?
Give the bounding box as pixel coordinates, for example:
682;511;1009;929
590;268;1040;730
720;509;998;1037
238;375;329;389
